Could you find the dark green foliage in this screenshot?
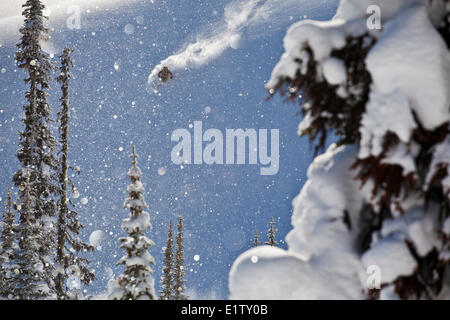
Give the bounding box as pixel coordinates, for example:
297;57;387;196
173;216;187;300
160;220;174;300
55;48;94;300
264;218;277;247
0;189;17;298
269;34;375;154
11;0;59;299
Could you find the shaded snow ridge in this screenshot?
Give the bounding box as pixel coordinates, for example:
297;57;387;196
230;0;450;299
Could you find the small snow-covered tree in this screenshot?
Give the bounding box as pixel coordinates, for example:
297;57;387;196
160;219;174;300
230;0;450;300
109;146;156;300
253;230;259;247
55;48;94;300
0;188;18;299
264;218;277;247
12;0;59;298
173;216;187;300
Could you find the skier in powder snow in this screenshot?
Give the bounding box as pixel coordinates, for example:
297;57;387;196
158;66;173;82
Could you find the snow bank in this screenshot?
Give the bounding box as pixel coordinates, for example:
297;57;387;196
230;145;367;299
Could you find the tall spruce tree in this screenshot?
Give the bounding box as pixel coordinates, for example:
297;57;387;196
173;216;187;300
109;146;156;300
0;188;17;298
264;218;277;247
55;48;94;300
160;219;174;300
12;0;59;299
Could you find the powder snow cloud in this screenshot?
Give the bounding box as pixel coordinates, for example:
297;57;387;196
147;0;334;85
0;0;140;45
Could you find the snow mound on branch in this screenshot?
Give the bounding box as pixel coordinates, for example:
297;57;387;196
286;144;365;257
266;18;350;89
361;235;416;283
322;57;347;85
360;4;450;158
334;0;422;21
122;211;151;233
359;91;416;158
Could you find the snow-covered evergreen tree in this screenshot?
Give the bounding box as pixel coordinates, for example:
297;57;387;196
10;169;52;299
253;230;259;247
108;146;156;300
11;0;59;299
173;216;187;300
55;48;94;300
231;0;450;300
160;219;174;300
264;218;277;247
0;188;18;299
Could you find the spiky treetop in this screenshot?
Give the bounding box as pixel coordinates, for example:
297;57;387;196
15;0;58;188
55;48;94;300
160;220;174;300
109;146;156;300
253;230;259;247
264;218;277;247
173;216;187;300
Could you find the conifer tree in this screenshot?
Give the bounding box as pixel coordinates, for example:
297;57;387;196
109;146;156;300
10;169;51;299
12;0;59;298
264;218;277;247
0;188;17;298
55;48;94;300
160;219;174;300
265;1;450;299
173;216;187;300
253;230;259;247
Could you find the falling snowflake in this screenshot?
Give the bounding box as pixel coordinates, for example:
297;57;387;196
158;167;166;176
72;189;80;199
136;15;144;25
124;24;135;35
89;230;106;248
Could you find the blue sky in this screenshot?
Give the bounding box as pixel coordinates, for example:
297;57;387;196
0;0;338;299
